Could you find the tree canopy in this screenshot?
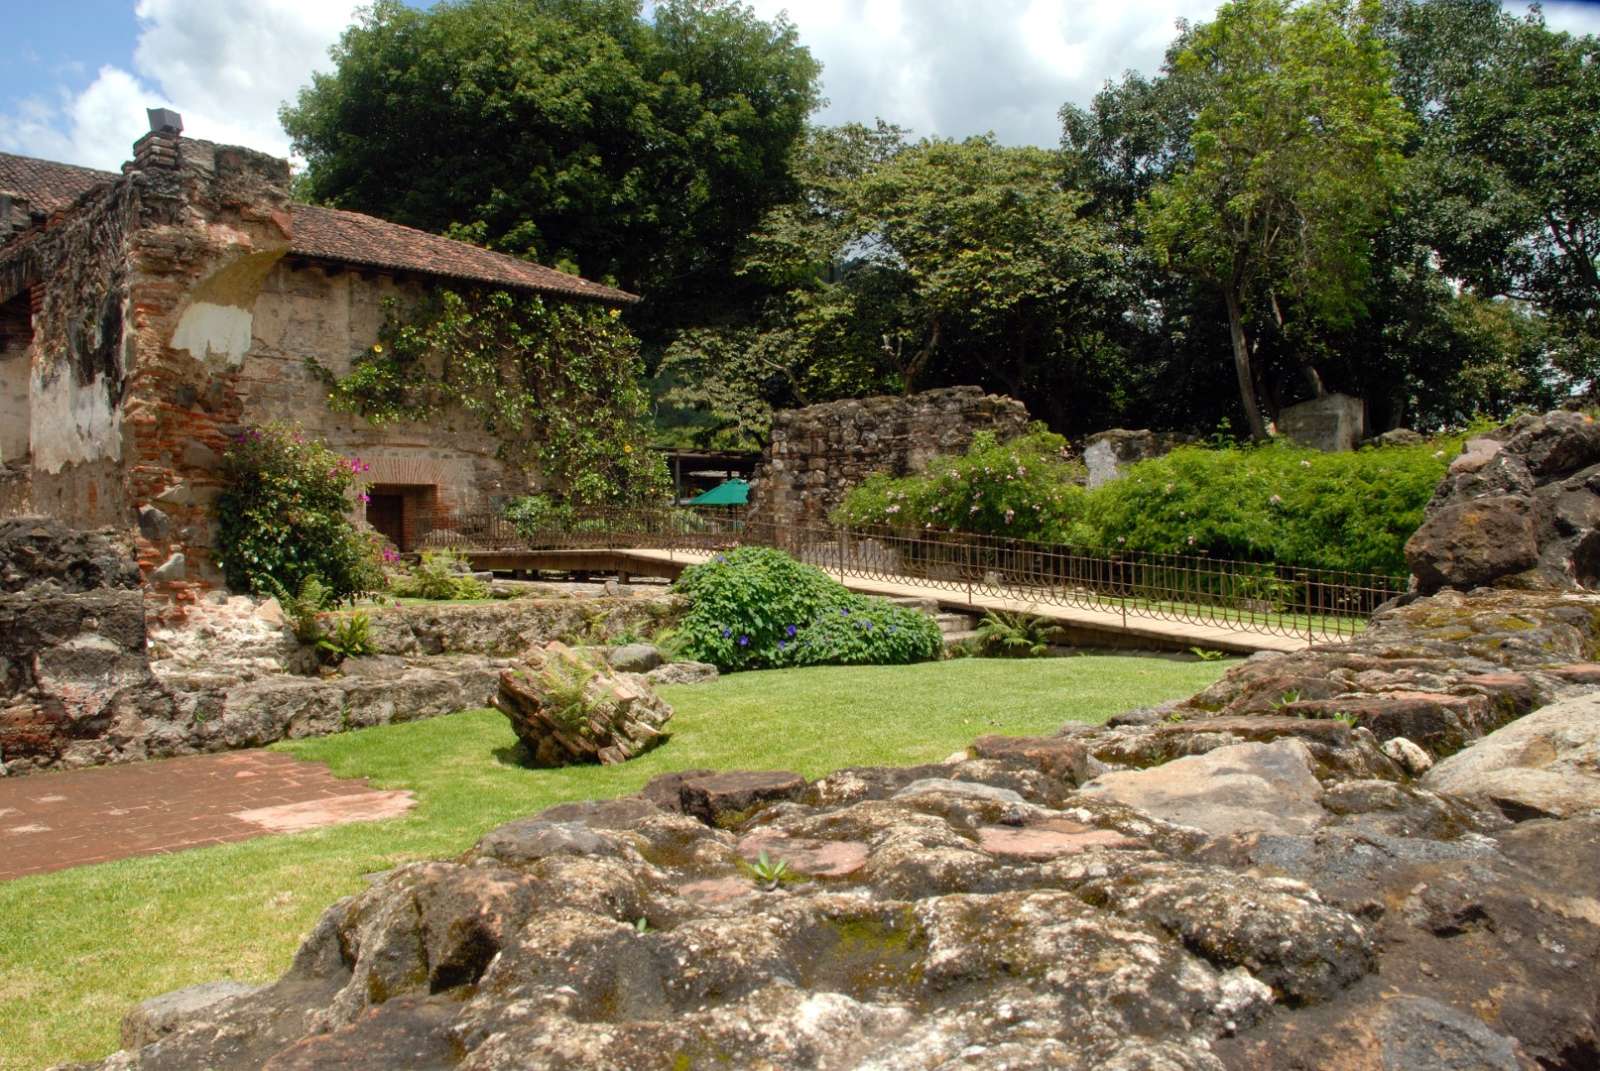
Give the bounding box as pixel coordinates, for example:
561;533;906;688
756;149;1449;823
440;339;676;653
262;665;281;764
281;0;821;338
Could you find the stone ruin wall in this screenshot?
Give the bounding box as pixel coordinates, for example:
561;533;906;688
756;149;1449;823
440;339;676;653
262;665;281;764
748;386;1031;531
0;134;531;610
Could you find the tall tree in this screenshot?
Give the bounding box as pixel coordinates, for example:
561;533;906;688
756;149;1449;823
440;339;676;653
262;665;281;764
280;0;821;339
1140;0;1413;439
659;128;1129;442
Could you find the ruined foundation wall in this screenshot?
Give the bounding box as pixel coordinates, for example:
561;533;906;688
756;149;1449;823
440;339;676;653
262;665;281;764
749;386;1030;530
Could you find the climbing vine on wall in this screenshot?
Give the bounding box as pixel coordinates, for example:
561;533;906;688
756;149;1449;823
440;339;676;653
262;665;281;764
312;289;669;507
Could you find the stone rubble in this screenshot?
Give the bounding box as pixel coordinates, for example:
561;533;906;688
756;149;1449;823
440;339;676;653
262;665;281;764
493;642;675;766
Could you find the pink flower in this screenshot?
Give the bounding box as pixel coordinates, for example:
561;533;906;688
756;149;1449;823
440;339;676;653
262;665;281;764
358;492;371;504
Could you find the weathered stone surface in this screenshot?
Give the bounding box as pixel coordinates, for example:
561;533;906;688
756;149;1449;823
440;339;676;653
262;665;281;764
1078;739;1326;836
642;660;719;686
606;643;664;673
748;386;1029;531
1405;494;1540;591
1279;392;1365;452
1083;429;1191;488
1422;691;1600;819
1410;410;1600;593
1381;735;1434;775
120;980;264;1050
363;592;680;658
494;642;673;767
679;769;807;825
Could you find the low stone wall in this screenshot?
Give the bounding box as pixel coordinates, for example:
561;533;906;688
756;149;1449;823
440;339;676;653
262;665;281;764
749;386;1029;530
0;517;685;775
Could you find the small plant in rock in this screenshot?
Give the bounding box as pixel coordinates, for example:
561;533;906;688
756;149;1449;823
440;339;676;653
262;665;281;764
391;549;490;601
973;609;1057;658
1189;647;1226;661
540;659;598;735
269;574;337;645
633;917;650;935
1272;688;1303;707
1331;710;1360;725
748;850;792;891
317;612;375;663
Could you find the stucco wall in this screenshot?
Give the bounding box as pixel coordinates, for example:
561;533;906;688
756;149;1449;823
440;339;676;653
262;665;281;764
0;294;29;464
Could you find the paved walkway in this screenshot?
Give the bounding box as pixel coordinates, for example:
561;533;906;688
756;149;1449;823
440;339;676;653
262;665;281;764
615;548;1314;655
0;750;414;881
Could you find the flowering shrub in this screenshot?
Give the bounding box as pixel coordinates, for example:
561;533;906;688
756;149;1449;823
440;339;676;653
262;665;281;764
672;547;941;672
215;424;385;599
835;430;1463;577
833;427;1088;541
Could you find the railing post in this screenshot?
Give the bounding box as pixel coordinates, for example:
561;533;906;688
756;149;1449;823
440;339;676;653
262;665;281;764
1301;571;1313;643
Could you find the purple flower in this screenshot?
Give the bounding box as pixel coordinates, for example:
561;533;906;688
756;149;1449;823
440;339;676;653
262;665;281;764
864;620;873;630
777;640;787;650
785;625;797;637
738;634;749;647
721;627;732;638
714;554;728;564
839;607;850;616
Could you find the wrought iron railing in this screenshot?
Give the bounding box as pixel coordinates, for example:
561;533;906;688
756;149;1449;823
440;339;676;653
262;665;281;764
414;507;1404;642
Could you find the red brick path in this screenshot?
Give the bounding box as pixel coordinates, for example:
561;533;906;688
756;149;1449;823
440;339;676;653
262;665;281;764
0;750;414;881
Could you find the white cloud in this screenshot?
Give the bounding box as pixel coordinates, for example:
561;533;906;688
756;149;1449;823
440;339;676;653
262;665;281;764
1;0;360;170
748;0;1220;146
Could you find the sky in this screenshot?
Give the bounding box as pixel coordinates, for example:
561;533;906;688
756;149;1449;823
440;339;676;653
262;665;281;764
4;0;1600;171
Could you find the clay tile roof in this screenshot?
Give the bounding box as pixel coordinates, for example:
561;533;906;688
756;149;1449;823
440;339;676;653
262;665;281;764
289;204;638;304
0;152;116;216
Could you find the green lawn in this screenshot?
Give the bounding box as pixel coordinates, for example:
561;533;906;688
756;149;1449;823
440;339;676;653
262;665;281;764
0;656;1227;1070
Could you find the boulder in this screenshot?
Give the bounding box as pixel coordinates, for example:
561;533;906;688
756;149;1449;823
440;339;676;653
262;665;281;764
606;643;664;673
493;642;674;767
1077;738;1326;836
1278;392;1365;452
1423;692;1600;819
120;980;264;1049
644;660;719;686
1404;494;1539;591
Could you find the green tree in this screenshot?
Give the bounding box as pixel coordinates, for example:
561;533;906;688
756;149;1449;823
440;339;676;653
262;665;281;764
660;127;1128;440
281;0;820;340
1141;0;1413;439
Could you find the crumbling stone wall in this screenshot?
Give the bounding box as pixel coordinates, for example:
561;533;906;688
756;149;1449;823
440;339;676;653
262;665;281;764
0;517;152;772
0;132;533;609
748;386;1030;530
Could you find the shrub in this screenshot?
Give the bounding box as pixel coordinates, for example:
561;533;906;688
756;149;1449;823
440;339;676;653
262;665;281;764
317;612;376;663
216;425;385;599
672;547;941;671
834;430;1463;577
391;549;490;601
833;426;1088;540
268;574;337;644
973;610;1058;658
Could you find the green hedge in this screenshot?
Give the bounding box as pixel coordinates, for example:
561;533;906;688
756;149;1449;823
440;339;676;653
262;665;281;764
835;430;1462;576
671;547;942;672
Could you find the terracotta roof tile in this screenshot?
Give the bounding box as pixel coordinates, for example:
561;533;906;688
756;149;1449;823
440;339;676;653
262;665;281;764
0;153;116;216
0;150;636;304
289;204;638;304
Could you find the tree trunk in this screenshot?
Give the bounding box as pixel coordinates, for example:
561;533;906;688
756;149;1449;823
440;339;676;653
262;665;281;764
1224;285;1270;441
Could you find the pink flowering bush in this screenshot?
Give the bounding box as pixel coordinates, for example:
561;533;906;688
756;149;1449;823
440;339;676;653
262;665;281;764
216;423;386;599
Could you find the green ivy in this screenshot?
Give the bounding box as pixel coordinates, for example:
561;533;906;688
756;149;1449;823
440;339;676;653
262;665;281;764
671;547;942;672
312;288;669;508
215;425;385;599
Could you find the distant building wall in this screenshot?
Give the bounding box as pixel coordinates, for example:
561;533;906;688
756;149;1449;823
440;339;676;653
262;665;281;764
749;386;1030;531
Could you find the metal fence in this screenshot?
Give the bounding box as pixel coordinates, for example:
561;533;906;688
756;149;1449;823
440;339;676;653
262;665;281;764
415;507;1404;642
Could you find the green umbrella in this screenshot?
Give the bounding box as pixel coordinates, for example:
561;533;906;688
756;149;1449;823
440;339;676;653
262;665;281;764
688;479;750;506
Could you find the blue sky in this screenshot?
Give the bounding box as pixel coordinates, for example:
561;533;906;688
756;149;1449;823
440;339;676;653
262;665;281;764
5;0;1600;170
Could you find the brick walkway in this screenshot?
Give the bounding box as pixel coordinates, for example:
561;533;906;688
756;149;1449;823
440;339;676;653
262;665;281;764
0;750;414;881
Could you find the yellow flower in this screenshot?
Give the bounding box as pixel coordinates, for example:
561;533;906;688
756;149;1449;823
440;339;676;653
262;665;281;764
609;308;621;318
372;343;384;353
623;443;634;454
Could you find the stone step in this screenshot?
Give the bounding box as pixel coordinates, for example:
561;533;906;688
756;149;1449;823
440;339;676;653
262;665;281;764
942;628;983;647
886;595;941;614
935;611;978;635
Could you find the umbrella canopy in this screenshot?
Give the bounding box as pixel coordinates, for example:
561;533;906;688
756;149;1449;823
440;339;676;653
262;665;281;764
688;479;750;506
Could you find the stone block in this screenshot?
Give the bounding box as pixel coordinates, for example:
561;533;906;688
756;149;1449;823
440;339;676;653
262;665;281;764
1279;392;1365;452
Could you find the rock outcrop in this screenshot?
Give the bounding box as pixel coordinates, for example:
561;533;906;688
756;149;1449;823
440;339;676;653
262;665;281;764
1407;410;1600;593
1423;691;1600;818
494;642;674;766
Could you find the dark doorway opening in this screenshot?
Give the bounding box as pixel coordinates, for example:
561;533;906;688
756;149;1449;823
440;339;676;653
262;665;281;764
366;492;405;551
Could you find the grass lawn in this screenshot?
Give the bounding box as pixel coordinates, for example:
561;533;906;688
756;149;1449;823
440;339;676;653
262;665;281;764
0;655;1228;1070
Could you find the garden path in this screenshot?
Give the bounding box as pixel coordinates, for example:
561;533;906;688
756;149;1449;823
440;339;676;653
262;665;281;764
0;751;413;881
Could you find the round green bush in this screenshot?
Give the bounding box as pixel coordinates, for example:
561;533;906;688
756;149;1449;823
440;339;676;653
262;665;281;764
215;424;385;599
671;546;942;671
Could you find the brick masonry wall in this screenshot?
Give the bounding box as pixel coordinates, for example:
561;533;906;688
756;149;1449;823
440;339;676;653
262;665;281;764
748;386;1030;530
